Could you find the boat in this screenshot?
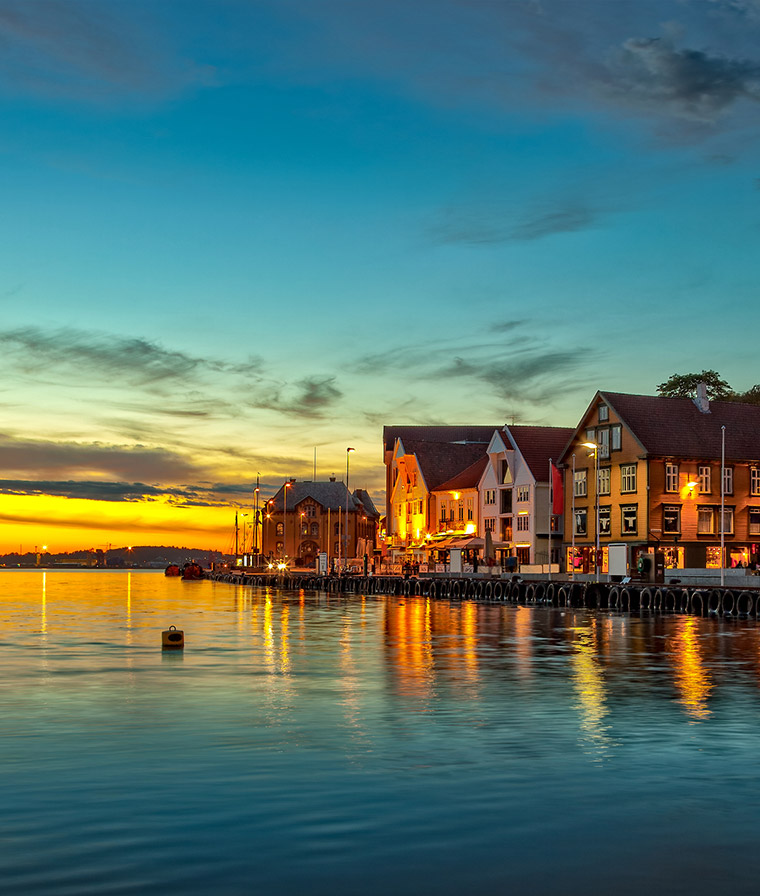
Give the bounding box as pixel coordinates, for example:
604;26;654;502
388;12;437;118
165;564;181;577
182;561;204;580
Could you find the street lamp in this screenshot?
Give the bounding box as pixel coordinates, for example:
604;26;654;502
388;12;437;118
582;441;600;581
345;448;355;569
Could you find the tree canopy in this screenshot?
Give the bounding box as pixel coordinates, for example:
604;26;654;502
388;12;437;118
656;370;760;405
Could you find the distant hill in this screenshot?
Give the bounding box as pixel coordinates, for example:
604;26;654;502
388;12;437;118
0;545;234;568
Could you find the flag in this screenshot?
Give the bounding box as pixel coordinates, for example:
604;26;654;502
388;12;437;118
551;462;564;515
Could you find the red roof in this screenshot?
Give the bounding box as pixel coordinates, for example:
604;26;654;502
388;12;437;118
434;454;489;492
506;425;575;481
580;392;760;461
399;439;488;492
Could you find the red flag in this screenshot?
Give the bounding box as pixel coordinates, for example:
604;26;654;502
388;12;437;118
551;462;564;515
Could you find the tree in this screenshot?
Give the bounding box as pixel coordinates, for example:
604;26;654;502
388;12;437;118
656;370;733;400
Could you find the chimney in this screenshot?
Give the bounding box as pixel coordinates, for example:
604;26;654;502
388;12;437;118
694;382;710;414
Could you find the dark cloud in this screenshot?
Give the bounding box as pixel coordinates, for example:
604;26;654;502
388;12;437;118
249;375;343;418
0;433;205;483
603;37;760;123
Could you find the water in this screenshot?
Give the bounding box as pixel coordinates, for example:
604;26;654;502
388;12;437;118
2;569;760;894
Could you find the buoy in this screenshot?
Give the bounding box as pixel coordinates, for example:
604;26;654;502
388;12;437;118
162;625;184;649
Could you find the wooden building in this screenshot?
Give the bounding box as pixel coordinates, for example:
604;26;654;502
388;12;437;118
559;389;760;573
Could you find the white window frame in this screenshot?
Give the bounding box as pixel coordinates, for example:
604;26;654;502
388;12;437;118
723;467;733;496
697;506;714;535
598;467;611;496
516;514;530;532
752;468;760;497
516;485;530;502
621;504;637;535
574;469;587;497
597;428;610;459
698;465;711;494
621;464;637;494
665;463;679;493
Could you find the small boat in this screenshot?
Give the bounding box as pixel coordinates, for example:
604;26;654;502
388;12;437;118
165;564;181;577
182;562;204;580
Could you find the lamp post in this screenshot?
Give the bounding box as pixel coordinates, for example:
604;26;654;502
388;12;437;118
582;441;600;581
283;481;291;564
721;424;726;587
345;448;355;569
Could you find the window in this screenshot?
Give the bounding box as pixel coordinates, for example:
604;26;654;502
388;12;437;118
611;425;622;451
440;502;447;521
484;489;496;505
663;505;681;534
310;523;319;537
599;506;611;536
484;518;495;531
467;498;474;520
516;515;530;532
723;467;733;496
585;427;595;444
501;460;511;484
275;522;284;536
598;467;611;496
698;465;711;494
304;503;316;517
720;507;734;535
598;428;610;459
621;504;638;534
276;541;284;553
752;468;760;497
301;522;308;536
598;404;609;422
458;501;464;521
500;490;512;514
665;463;679;493
516;485;530;502
621;464;637;493
697;507;714;534
574;509;587;536
749;508;760;535
574;469;587;497
334;542;341;554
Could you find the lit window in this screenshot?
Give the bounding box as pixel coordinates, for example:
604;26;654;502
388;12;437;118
697;507;714;534
621;505;637;534
665;463;679;493
516;485;530;502
599;506;611;536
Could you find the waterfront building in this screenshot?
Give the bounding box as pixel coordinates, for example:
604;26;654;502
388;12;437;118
383;426;495;565
261;478;379;569
559;389;760;573
480;425;574;569
426;455;489;564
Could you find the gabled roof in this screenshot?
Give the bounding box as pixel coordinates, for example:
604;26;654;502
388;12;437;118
269;480;376;514
433;454;489;493
383;425;496;454
507;425;575;481
397;439;488;492
353;488;380;519
600;392;760;460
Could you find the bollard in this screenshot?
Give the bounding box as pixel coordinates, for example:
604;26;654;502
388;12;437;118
162;625;184;650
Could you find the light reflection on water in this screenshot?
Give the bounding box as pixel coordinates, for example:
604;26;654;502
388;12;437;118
3;570;760;894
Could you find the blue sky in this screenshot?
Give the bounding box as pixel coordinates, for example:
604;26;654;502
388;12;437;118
1;0;759;547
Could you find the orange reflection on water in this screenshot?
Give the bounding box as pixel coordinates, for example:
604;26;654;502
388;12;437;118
386;597;434;699
513;606;533;679
667;616;712;722
571;621;613;757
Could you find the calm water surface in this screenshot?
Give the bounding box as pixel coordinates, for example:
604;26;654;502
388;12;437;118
2;569;760;894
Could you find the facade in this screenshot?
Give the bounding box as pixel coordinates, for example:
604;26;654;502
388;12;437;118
559;389;760;573
383;426;495;563
480;425;573;567
261;478;379;569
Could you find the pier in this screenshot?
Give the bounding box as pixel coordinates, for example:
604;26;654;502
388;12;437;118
210;571;760;618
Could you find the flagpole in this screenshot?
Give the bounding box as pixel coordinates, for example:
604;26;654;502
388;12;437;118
721;425;726;588
571;454;576;579
548;458;552;582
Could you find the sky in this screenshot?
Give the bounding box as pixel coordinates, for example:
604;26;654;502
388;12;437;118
1;0;760;552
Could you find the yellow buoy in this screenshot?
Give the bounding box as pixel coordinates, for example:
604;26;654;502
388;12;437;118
162;625;184;649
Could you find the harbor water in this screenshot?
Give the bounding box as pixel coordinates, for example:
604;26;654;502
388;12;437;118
2;569;760;894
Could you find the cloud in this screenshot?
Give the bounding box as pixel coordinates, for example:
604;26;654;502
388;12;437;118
0;432;205;483
602;37;760;123
0;0;215;102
